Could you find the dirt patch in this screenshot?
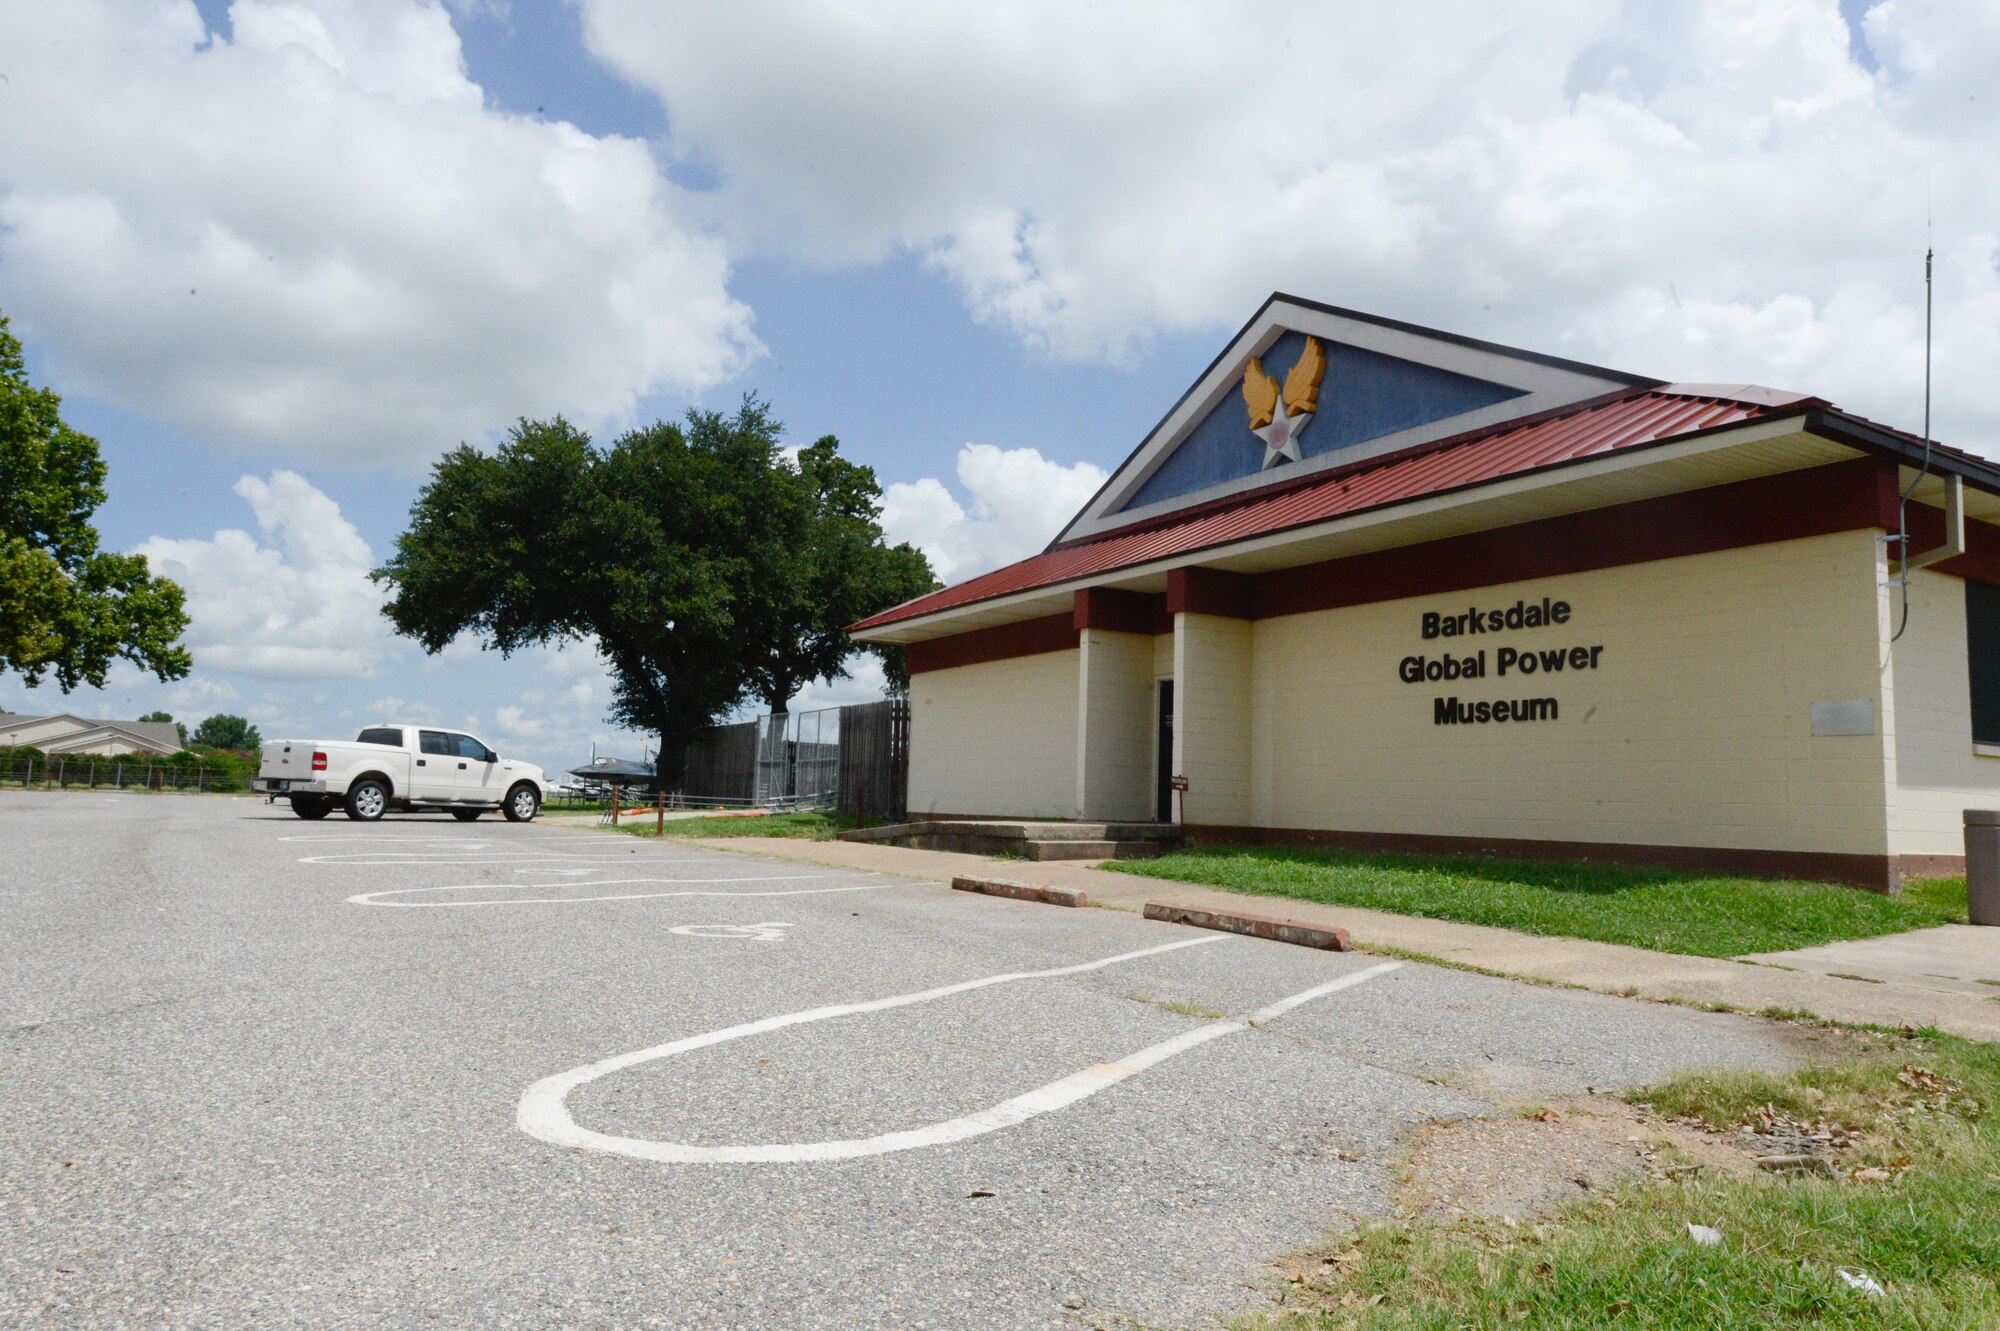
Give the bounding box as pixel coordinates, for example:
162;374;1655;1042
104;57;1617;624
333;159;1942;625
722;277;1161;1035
1394;1094;1755;1223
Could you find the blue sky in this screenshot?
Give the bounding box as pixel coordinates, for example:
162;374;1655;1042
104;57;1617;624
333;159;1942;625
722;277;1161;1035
1;0;1993;778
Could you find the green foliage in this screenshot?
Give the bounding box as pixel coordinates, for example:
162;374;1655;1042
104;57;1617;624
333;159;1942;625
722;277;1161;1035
740;433;936;710
190;712;260;751
0;311;191;691
139;709;188;746
1110;846;1967;957
374;401;934;784
607;809;858;840
1249;1030;2000;1330
190;748;255;792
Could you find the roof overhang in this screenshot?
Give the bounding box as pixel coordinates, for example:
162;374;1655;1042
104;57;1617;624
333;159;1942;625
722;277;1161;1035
859;414;1867;645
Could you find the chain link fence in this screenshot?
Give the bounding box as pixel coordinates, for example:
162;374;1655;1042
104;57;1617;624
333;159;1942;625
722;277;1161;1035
0;756;243;792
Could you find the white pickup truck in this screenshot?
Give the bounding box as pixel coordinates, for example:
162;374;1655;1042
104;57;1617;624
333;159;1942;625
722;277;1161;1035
252;724;551;823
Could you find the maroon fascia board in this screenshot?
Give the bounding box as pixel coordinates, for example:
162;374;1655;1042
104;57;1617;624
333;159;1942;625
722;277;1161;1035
1072;588;1172;635
1165;567;1255;618
904;613;1075;675
906;458;1919;672
1249;455;1896;620
1904;501;2000;587
898;452;2000;673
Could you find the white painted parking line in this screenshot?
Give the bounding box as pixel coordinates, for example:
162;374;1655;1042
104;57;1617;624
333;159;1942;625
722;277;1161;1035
298;851;737;867
346;876;887;908
280;835;498;846
517;942;1401;1164
669;922;793;942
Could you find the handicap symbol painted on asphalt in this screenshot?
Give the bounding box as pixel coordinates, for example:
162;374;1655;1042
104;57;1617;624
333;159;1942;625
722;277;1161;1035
668;921;793;942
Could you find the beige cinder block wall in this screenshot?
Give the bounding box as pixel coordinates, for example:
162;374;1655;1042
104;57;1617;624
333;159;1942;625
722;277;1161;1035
1246;530;1896;858
1076;629;1156;821
908;648;1081;818
1884;565;2000;859
1176;612;1253;826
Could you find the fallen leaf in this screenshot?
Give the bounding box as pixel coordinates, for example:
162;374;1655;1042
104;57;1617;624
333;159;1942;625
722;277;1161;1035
1531;1108;1564;1124
1850;1167;1892;1183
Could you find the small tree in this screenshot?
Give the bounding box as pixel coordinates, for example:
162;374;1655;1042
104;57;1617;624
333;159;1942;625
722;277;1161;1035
0;311;191;691
190;713;260;751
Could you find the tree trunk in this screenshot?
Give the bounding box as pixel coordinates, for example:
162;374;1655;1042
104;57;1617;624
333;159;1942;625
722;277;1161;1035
655;728;689;792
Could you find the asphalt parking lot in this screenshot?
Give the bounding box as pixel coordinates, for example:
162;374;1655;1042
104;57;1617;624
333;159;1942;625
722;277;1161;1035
1;794;1800;1329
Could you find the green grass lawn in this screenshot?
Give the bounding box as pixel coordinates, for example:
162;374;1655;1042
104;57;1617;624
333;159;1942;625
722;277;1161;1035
1248;1026;2000;1330
605;810;858;840
1106;846;1967;957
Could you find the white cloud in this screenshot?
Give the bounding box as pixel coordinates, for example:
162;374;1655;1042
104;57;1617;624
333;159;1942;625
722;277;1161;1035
777;652;891;717
3;471;667;772
135;471;395;678
0;0;757;464
881;443;1108;583
580;0;2000;449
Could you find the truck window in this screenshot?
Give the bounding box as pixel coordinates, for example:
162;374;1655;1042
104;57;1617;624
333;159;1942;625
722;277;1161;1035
420;730;453;756
453;734;496;762
356;727;403;747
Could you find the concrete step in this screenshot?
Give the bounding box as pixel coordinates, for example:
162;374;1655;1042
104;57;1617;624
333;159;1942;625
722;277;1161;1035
1021;839;1168;861
843;819;1178;844
840;818;1180;861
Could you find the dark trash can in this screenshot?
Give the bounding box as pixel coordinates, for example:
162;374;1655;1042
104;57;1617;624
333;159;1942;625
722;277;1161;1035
1964;809;2000;926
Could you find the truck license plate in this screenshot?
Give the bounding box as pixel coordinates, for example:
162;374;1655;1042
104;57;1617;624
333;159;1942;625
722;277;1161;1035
269;780;289;792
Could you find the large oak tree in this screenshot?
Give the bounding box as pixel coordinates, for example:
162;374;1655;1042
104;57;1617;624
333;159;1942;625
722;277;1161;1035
373;402;934;786
0;313;190;692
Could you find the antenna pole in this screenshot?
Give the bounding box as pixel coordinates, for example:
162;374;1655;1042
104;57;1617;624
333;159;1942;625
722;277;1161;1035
1891;247;1935;644
1924;246;1933;461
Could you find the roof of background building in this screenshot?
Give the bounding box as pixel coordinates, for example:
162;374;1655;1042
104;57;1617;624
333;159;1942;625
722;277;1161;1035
0;712;183;753
856;385;1821;633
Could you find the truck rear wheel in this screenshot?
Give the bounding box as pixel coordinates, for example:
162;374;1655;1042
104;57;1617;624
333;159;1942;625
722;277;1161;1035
290;796;332;820
344;778;389;822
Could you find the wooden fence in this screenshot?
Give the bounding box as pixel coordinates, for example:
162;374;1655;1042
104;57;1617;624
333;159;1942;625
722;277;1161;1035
655;698;909;819
835;699;909;823
680;720;759;802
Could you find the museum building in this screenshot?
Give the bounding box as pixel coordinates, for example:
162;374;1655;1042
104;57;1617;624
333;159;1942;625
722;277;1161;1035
851;294;2000;890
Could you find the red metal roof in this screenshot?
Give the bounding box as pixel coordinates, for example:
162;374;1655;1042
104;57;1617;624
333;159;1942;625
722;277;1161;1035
856;389;1807;634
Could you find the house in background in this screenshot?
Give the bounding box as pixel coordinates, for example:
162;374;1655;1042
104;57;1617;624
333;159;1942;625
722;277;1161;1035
0;712;183;757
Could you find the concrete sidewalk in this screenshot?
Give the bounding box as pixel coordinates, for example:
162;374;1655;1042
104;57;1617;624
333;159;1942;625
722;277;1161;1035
688;835;2000;1043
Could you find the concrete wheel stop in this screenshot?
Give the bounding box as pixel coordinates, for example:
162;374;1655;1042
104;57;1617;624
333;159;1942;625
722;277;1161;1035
951;875;1089;908
1143;901;1352;951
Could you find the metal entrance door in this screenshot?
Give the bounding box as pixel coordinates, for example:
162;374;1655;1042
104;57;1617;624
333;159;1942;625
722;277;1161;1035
1155;680;1174;823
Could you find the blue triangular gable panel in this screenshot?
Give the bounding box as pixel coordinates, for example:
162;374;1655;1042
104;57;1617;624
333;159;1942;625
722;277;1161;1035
1120;331;1527;512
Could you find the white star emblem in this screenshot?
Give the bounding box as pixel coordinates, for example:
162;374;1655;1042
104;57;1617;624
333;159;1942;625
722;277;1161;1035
1254;397;1313;470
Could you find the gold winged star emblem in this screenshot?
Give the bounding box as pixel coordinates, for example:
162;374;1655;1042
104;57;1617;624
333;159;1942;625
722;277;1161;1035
1241;336;1327;470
